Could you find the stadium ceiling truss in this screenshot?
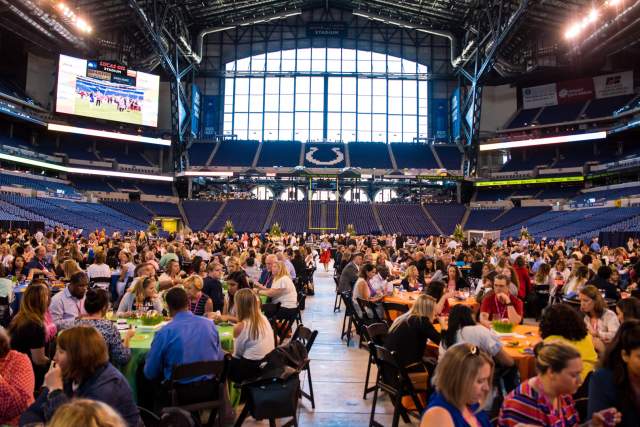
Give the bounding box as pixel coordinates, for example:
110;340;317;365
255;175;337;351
1;0;598;175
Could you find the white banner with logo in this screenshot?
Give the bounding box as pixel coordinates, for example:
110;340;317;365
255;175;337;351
593;71;634;99
522;83;558;109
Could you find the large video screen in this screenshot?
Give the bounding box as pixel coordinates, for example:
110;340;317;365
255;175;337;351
56;54;160;127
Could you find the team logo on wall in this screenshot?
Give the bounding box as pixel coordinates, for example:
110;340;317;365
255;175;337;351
305;146;344;166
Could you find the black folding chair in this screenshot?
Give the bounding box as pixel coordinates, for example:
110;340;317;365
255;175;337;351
164;355;230;427
333;275;342;312
382;302;409;325
262;302;282;344
291;324;319;408
340;292;356;346
369;344;426;427
363;323;389;400
89;276;112;292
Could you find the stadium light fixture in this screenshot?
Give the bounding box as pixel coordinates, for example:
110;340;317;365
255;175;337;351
180;171;234;177
479;131;607;151
587;9;600;23
0;152;174;181
47;123;171;146
607;0;622;5
564;23;582;39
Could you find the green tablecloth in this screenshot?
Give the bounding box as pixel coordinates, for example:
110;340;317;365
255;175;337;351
119;320;236;402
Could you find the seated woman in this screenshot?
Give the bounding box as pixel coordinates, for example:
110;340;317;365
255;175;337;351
616;297;640;323
444;264;469;292
157;259;185;291
0;326;34;426
588;320;640;427
210;279;240;324
384;294;440;384
562;264;589;297
424;280;454;317
351;263;384;319
8;255;26;282
256;261;298;318
500;342;620;427
420;343;493;427
229;288;275;383
8;282;56;390
117;276;163;314
76;288;133;367
401;265;422;292
183;275;213;316
440;304;514;368
579;285;620;354
20;326;141;427
539;303;598;382
47;399;127;427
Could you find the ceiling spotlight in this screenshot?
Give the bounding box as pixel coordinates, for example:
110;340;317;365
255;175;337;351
564;23;581;39
607;0;622;6
587;9;599;23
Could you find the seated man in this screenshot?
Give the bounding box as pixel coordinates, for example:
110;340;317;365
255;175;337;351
49;272;88;329
143;287;224;403
479;273;523;328
203;262;225;313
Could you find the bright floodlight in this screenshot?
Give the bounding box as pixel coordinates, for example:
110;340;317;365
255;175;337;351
564;23;581;39
587;9;600;23
608;0;622;6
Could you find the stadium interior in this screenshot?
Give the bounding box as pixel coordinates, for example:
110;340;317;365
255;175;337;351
3;0;640;426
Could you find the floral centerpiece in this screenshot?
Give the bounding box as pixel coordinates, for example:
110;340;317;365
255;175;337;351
519;226;531;241
492;320;514;333
270;222;283;238
140;311;164;326
147;220;158;236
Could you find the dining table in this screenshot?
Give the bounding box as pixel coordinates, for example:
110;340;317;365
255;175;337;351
430;323;540;381
383;290;480;319
119;319;238;404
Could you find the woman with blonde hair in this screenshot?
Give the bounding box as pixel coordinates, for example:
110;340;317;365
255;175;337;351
421;343;493;427
47;399;127;427
256;260;298;312
401;265;421;291
229;288;275;383
60;259;82;281
385;294;440;379
183;275;213;316
116;276;162;315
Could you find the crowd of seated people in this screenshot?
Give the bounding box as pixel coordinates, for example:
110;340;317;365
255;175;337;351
331;232;640;426
1;224;640;426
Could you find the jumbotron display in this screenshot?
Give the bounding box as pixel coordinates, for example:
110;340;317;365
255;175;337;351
55;54;160;127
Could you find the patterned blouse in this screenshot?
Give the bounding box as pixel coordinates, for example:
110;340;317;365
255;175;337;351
499;377;579;427
74;318;132;367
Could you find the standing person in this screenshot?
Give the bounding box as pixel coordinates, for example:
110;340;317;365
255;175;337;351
499;342;620;427
420;343;494;427
579;285;620;353
588;320;640;427
8;282;55;390
229;288;275;383
320;238;332;272
513;256;532;300
19;326;141;427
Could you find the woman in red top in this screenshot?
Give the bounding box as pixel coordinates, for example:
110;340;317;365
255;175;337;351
513;256;532;299
0;326;35;426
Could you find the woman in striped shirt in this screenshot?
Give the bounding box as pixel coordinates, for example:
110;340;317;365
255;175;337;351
499;342;620;427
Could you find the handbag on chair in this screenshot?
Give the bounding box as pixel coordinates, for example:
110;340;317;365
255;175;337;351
245;374;300;420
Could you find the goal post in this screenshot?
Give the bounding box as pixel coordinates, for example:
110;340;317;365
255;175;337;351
307;175;339;231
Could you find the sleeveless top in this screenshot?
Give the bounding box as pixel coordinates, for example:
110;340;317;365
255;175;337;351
426;392;490;427
189;293;209;316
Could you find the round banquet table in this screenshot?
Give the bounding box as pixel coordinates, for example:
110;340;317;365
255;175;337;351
383;291;479;319
119;319;236;404
430;323;540;381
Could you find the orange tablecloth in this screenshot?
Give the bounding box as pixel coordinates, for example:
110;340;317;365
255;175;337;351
429;324;540;380
384;292;479;310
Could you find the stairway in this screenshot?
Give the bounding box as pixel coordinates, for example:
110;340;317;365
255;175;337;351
371;204;385;234
177;201;190;229
420;205;444;235
204;201;227;231
262;200;278;233
460;207;471;229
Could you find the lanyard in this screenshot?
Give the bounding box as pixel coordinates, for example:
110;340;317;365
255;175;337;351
495;295;508;320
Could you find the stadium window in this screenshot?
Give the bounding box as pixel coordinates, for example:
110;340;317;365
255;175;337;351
223;48;427;143
251;186;274;200
280;187;305;201
344;189;369;202
374;189;398;202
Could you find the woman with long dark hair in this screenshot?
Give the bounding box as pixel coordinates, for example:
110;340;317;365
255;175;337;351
588;320;640;427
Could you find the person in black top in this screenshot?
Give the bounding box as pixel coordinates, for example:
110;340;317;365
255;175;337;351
203;262;225;312
588;266;620;301
384;294;440;369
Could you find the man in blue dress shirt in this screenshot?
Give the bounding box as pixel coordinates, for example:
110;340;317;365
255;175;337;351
141;287;224;409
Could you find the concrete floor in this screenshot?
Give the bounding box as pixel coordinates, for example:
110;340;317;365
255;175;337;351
239;266;410;427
